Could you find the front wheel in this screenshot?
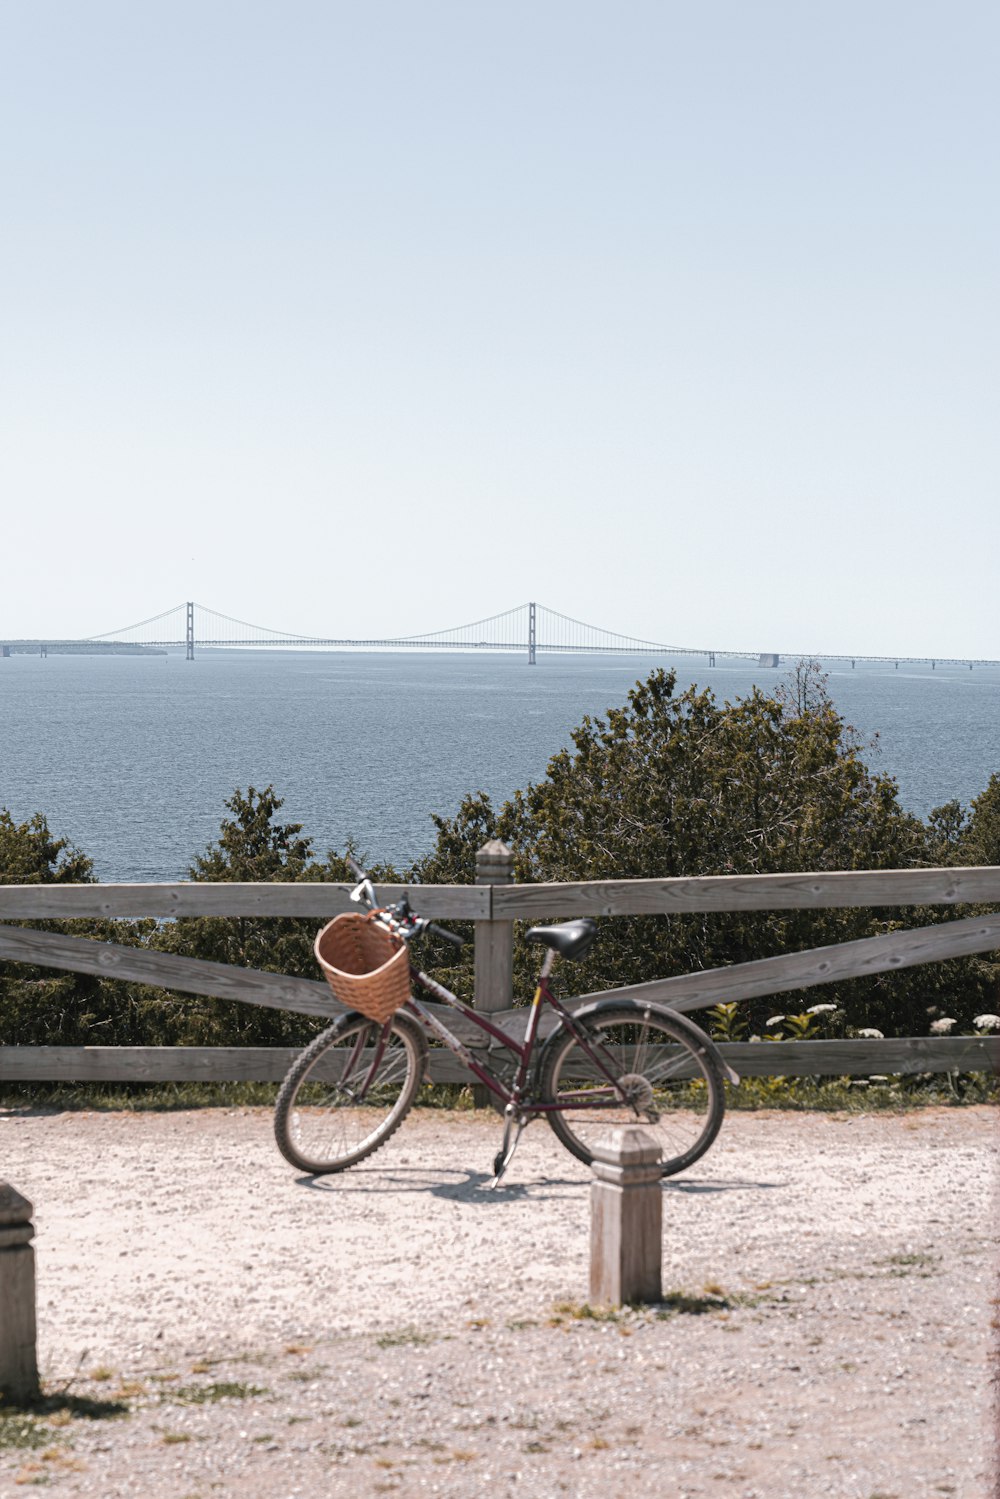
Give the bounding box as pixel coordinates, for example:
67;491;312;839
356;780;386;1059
538;1001;726;1177
274;1010;427;1175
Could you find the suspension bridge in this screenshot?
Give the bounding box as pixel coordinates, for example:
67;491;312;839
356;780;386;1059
1;601;997;670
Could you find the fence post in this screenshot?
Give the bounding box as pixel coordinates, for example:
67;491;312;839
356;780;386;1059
472;840;514;1108
589;1128;663;1307
474;840;514;1015
0;1183;40;1403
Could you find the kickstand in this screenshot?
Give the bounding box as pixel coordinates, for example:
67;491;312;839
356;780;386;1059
490;1106;526;1188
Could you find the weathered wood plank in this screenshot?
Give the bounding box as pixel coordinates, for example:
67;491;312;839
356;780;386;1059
590;1129;663;1306
0;1045;473;1084
718;1036;1000;1077
512;1037;1000;1081
0;1184;39;1403
474;842;514;1015
0;927;488;1041
0;883;488;921
5;866;1000;923
0;1046;301;1082
0;1036;994;1083
537;909;1000;1016
493;866;1000;917
5;908;1000;1029
0;925;342;1017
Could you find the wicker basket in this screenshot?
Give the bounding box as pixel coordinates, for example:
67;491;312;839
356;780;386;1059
314;912;411;1023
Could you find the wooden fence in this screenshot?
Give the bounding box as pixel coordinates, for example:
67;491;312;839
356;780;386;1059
1;847;998;1083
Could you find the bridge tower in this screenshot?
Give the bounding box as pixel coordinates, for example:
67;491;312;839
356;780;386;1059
528;601;536;665
186;602;195;661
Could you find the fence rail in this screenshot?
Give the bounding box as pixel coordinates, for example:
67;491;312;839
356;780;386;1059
0;1036;995;1084
3;865;1000;921
2;858;998;1083
494;866;1000;917
0;883;485;920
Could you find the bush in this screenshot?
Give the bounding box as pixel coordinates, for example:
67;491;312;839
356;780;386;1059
407;665;994;1034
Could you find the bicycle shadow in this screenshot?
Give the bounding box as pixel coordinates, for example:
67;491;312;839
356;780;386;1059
293;1164;469;1194
294;1167;783;1200
294;1166;579;1202
664;1177;784;1194
428;1172;588;1202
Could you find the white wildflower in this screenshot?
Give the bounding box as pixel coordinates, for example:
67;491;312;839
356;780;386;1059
856;1027;884;1040
929;1017;956;1035
766;1015;785;1027
973;1013;1000;1032
806;1003;838;1015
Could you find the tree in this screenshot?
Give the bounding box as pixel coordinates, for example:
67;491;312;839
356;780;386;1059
924;799;968;867
411;666;984;1033
0;809;94;885
151;786;357;1044
911;781;1000;1024
0;810;157;1046
958;774;1000;868
949;775;1000;1011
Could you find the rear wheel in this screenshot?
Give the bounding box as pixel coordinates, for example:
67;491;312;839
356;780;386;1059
274;1010;426;1175
539;1001;726;1176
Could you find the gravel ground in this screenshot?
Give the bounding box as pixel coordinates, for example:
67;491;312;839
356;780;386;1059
1;1104;997;1498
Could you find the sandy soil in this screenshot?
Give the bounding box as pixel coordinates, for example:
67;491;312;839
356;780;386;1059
1;1104;997;1498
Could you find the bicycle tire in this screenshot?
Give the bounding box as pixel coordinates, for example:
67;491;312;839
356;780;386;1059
274;1009;427;1175
538;1000;726;1177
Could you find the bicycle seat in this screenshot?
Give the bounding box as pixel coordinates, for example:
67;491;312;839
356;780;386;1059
525;918;597;962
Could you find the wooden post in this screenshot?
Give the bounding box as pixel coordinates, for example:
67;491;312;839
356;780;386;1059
473;840;514;1108
474;840;514;1015
589;1127;663;1307
0;1183;40;1404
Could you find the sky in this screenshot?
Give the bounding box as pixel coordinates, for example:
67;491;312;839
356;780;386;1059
1;1;997;656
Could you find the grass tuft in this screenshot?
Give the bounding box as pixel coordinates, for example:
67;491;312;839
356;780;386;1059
548;1301;627;1325
0;1390;129;1457
0;1415;53;1452
374;1329;434;1350
165;1382;268;1406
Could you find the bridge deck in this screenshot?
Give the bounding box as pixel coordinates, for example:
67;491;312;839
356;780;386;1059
3;600;996;669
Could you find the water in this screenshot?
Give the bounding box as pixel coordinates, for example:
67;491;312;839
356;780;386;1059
1;650;998;882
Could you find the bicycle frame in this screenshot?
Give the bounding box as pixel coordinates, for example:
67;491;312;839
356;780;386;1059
338;874;712;1125
401;957;627;1115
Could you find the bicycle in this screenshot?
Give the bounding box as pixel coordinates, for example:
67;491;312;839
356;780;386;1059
274;861;735;1184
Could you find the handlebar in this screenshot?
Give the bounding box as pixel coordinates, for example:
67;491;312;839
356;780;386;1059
345;860;465;948
426;921;465;949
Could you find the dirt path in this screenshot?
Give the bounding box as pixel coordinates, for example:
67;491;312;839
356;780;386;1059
1;1105;997;1497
